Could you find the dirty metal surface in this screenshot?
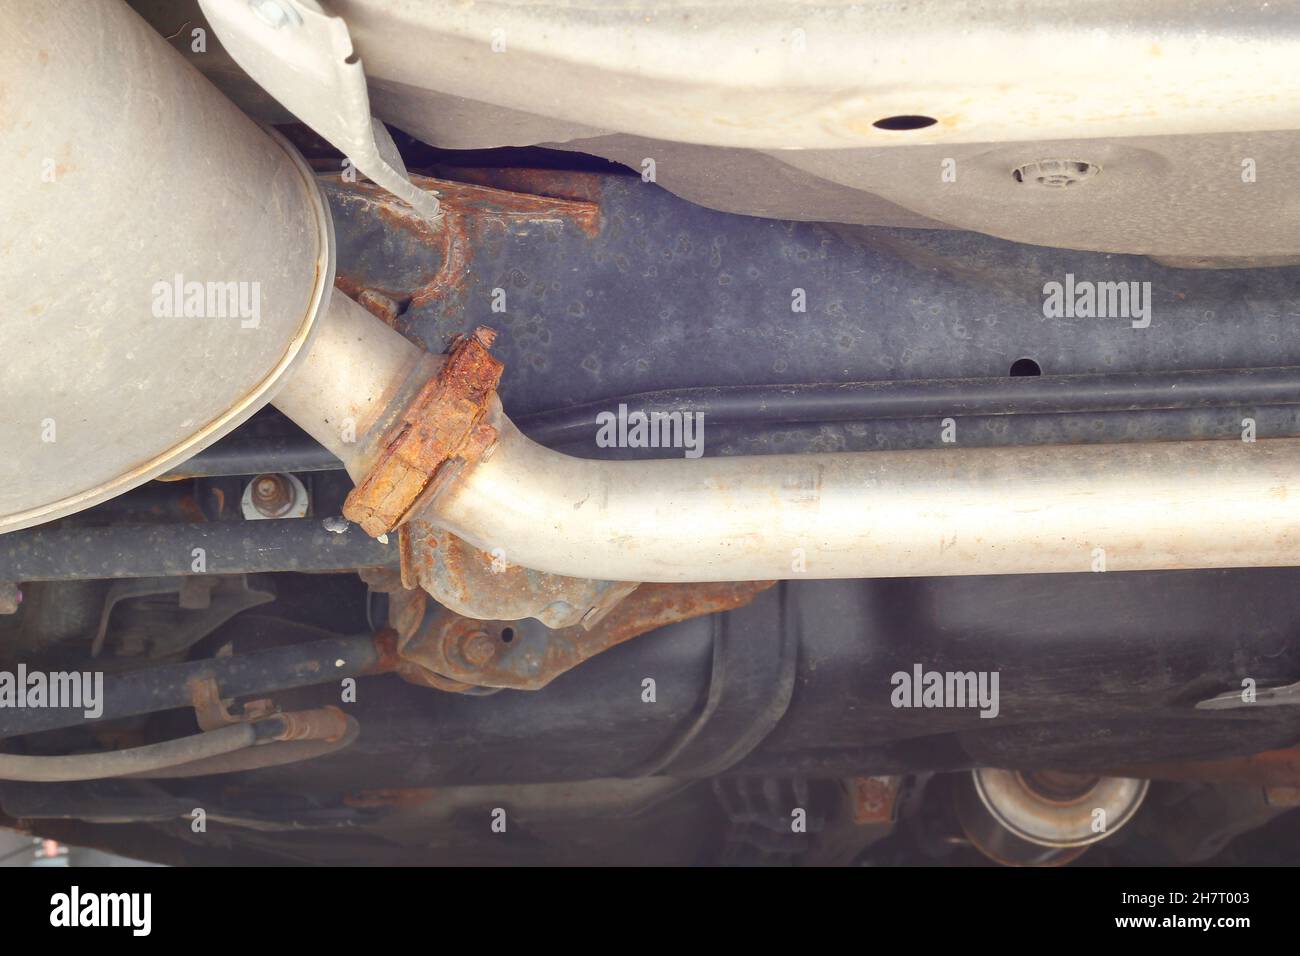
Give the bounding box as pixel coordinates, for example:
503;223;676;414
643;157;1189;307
0;518;397;582
323;168;1300;461
90;575;274;659
322;172;601;332
397;580;774;691
342;326;503;536
39;571;1300;796
396;520;638;628
268;706;353;743
1111;744;1300;789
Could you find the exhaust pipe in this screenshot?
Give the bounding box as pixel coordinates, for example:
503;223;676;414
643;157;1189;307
433;416;1300;582
275;297;1300;584
7;1;1300;594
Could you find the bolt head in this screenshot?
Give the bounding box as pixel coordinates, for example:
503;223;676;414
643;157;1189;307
247;473;297;518
459;631;497;668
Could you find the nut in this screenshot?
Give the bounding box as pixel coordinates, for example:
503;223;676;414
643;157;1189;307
458;630;498;669
250;473;294;517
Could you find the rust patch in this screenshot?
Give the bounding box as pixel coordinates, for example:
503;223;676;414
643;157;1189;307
370;602;474;690
849;775;904;825
417;172;603;240
429;166;607;218
398;580;775;692
325;171;603;327
397;522;634;627
367;627;406;676
590;581;774;650
177;494;207;523
189;674;354;744
187;675;239;731
1111;744;1300;788
342;327;503;536
268;706;351;743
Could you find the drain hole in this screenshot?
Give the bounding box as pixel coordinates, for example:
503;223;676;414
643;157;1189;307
1009;357;1042;377
500;627;515;643
872;115;938;131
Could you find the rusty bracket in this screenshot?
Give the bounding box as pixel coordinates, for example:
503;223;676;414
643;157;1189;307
187;675;272;731
393;580;775;692
849;775;905;825
396;520;639;629
343;327;503;536
186;674;351;742
1110;743;1300;789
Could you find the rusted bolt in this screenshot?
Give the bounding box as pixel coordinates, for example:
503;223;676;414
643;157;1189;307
458;630;497;669
245;472;302;518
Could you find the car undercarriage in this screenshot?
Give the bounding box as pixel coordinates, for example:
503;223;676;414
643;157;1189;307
4;0;1300;871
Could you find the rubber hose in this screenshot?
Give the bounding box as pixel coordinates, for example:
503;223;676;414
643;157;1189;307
126;715;361;778
0;723;259;782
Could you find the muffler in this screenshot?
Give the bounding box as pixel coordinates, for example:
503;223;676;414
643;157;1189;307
0;0;333;532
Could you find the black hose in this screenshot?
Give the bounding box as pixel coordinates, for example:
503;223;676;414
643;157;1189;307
0;635;381;740
157;366;1300;477
516;366;1300;447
